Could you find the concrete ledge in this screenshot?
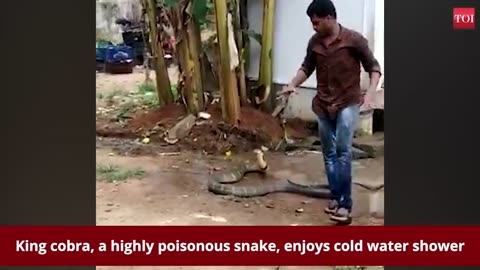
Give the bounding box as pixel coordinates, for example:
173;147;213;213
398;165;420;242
353;133;384;158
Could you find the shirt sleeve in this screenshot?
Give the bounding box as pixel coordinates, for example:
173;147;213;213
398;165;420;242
299;38;316;77
353;34;382;76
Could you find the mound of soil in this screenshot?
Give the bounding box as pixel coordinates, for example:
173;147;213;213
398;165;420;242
204;104;284;141
96;102;315;154
127;103;187;132
183;121;272;154
285;118;315;139
96;123;137;139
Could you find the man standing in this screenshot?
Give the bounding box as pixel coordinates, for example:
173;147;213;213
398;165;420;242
281;0;381;225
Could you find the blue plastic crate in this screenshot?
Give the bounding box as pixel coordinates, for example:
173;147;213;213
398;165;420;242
96;47;108;61
105;45;135;63
96;41;114;61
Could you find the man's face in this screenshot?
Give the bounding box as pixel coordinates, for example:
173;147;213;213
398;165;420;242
310;15;333;36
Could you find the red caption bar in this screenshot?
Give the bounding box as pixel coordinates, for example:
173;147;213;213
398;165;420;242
0;226;479;266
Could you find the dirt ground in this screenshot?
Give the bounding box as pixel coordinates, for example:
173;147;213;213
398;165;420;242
96;66;180;96
97;137;383;226
96;71;384;270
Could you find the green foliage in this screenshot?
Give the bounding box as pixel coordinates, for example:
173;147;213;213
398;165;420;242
136;82;179;108
191;0;210;25
163;0;177;8
96;39;112;47
137;82;157;95
170;85;179;100
244;29;262;45
162;0;212;28
115;108;132;122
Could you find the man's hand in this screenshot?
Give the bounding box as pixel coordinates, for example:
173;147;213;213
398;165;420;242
280;70;308;98
361;71;381;110
279;85;298;97
361;87;377;110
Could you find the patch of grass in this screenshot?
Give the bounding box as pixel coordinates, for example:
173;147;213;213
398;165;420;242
135;82;159;110
96;164;146;182
135;83;179;109
170;85;179;100
98;83;181;121
115;108;132;123
137;82;156;95
105;88;126;106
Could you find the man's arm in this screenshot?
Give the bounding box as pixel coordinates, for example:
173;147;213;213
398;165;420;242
354;34;382;92
288;70;308;89
282;38;316;94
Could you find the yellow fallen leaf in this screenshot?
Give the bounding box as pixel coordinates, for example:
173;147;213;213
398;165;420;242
142;137;150;144
225;150;232;157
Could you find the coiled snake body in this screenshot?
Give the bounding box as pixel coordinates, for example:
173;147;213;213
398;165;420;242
207;149;332;198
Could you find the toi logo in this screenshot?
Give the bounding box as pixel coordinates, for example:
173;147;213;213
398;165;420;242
453;8;475;30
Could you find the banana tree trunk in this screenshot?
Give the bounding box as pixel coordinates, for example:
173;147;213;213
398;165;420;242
214;0;241;125
233;0;248;106
144;0;174;106
256;0;275;111
186;19;205;111
170;1;204;114
140;11;152;84
171;5;194;112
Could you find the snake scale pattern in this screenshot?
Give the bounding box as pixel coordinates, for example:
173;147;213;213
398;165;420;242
207;149;332;198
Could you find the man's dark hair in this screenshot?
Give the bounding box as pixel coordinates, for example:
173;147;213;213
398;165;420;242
306;0;337;19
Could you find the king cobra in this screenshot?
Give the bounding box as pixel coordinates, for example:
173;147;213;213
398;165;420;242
207;149;332;198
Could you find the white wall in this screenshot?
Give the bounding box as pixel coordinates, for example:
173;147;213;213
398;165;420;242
246;0;384;121
96;0;142;44
373;0;384;90
246;0;380;90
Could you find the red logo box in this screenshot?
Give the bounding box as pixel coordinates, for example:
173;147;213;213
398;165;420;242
453;8;475;30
